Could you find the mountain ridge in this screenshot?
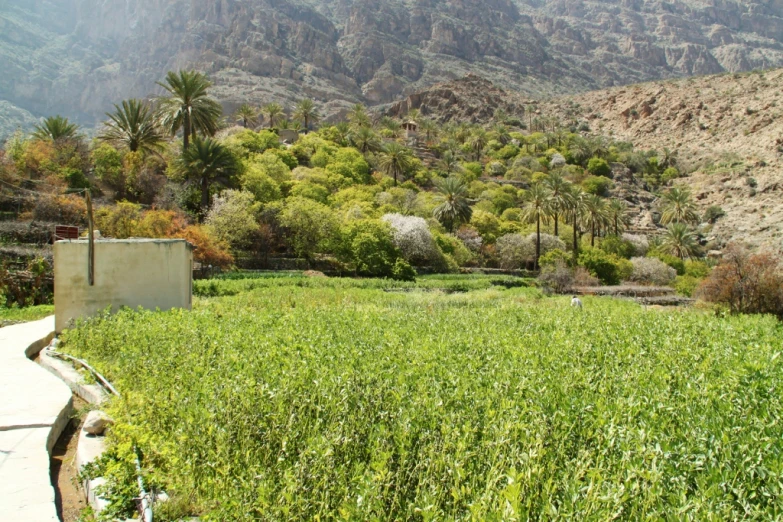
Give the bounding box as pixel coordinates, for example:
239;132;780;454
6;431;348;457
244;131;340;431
2;0;783;136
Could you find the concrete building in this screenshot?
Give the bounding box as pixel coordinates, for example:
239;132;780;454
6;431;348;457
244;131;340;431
54;239;193;332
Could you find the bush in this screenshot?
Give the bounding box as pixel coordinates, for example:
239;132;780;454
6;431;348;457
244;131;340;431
697;244;783;319
629;257;677;285
205;190;260;251
703;206;726;224
496;233;565;269
587;157;611;177
674;275;700;297
649;252;686;275
539;248;572;268
599;236;635;259
381;214;440;266
622;233;649;256
0;257;53;307
470;210;501;244
280;197;340;259
434;232;474;267
342;220;400;278
582;175;613;196
95;201;142;238
177;225;234;269
539;260;574;294
578;247;632;285
661;167;680;183
685;260;711;278
391;258;417;281
32;194;87;225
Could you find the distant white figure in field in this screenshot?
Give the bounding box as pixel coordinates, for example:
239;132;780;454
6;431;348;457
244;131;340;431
571;295;583;309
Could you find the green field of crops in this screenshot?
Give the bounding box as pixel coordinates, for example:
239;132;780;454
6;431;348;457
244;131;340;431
61;275;783;521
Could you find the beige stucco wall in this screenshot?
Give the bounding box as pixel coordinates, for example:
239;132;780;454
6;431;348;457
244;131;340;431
54;239;193;332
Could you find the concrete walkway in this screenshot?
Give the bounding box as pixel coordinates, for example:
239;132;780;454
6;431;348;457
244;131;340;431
0;317;71;521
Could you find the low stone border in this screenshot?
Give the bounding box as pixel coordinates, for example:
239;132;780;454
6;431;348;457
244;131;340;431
39;348;112;516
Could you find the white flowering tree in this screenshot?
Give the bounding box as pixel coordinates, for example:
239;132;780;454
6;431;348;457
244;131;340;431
381;213;440;265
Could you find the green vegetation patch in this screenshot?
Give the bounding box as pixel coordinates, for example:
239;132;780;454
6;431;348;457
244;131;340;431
0;304;53;326
60;277;783;519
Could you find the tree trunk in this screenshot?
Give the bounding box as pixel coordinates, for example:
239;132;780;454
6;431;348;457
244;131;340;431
573;214;579;262
591;221;596;247
183;113;191;149
614;216;618;236
554;212;559;236
535;214;541;271
200;178;210;221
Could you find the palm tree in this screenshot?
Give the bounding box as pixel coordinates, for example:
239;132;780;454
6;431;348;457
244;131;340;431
659;147;678;170
234;104;258;128
377;142;414;186
437;150;462;177
380;117;403;138
32;116;79;142
522;183;552;270
293;99;320;132
418;119;439;146
467;128;489;161
544;173;571;236
98;99;165;155
661;223;699;260
583;194;609;247
262;103;284;129
333;122;351;145
157;70;222;149
607;199;629;236
491;123;511;145
564;185;586;260
433;176;473;232
525;105;535;131
659;187;699;225
350;126;382;155
347;103;371;129
177;137;239;217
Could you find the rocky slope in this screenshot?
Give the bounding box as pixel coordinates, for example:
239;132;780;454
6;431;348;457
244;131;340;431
389;68;783;248
2;0;783;136
542;68;783;248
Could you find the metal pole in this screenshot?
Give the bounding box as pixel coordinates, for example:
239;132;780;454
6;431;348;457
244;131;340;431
85;190;95;286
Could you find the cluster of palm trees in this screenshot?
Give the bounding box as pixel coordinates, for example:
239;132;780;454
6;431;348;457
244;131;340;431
234;98;321;132
657;187;700;259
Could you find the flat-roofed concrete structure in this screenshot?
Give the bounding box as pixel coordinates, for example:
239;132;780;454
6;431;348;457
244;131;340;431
54;239;193;332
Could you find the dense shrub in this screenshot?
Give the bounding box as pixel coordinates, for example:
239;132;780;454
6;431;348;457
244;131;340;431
649;252;686;275
280;197;340;260
629;257;677;285
622;233;649;256
599;236;636;259
704;205;726;224
497;233;565;269
697;244;783;319
539;260;574;294
32;194;87;225
0;257;53;307
587;157;611;177
382;214;441;266
578;247;632;285
205;190;260;251
177;225;234;269
582;175;613;196
341;219;400;278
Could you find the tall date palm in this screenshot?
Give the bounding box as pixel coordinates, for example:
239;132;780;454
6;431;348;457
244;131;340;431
98;99;164;155
433;176;472;232
157;70;222;149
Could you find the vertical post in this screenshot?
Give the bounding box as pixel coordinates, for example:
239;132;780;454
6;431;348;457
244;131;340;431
86;190;95;286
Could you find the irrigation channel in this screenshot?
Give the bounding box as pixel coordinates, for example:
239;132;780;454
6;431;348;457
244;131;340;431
42;343;155;522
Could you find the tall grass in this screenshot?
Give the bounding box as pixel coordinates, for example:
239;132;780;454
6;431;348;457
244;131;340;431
62;277;783;520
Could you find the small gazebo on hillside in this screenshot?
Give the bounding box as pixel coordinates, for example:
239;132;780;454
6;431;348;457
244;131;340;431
403;120;418;139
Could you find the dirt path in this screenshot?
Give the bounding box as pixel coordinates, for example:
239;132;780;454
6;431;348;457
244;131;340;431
51;396;87;522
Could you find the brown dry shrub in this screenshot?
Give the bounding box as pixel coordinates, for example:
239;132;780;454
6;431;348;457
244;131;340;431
177;225;234;269
573;266;600;287
32;194;87;225
697;243;783;319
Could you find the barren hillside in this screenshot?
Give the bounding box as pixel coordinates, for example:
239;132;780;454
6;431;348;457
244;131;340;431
542;68;783;248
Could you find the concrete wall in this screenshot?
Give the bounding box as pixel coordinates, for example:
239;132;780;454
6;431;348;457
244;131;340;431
54;239;193;332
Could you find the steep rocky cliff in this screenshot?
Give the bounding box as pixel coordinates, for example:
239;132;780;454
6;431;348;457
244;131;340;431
2;0;783;135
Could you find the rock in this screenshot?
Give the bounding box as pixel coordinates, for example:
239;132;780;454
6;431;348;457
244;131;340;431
83;411;113;436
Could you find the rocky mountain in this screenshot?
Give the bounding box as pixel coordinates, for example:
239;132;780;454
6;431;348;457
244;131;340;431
2;0;783;137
